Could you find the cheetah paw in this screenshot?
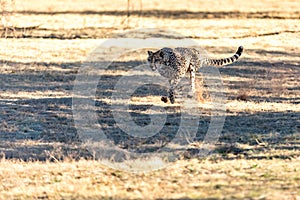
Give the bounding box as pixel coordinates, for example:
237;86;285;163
161;96;168;103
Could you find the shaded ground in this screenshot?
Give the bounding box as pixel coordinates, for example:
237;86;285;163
0;43;298;161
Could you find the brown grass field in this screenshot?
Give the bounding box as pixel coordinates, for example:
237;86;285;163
0;0;299;199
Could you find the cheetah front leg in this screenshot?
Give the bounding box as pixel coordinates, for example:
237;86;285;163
168;86;176;104
188;68;196;98
161;78;179;104
161;79;172;103
168;78;180;104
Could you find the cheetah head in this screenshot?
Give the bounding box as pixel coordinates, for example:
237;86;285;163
147;50;164;71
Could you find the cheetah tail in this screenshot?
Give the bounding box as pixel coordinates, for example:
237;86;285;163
204;46;243;66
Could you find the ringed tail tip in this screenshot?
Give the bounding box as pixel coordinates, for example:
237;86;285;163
237;46;243;55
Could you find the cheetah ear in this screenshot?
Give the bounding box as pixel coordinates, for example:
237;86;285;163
159;50;164;58
147;51;153;56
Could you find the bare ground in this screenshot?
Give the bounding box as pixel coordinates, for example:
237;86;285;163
0;0;299;199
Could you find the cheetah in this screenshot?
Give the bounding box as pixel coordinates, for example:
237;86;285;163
147;46;243;104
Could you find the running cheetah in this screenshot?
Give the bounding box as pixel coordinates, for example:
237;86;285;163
147;46;243;104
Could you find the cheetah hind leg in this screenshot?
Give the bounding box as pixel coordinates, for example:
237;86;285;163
168;89;175;104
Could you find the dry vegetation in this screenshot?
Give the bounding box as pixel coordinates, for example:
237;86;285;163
0;0;299;199
0;158;299;200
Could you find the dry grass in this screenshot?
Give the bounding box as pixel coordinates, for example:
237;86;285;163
0;0;299;199
0;156;299;200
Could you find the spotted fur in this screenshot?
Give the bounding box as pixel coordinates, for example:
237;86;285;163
147;46;243;104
